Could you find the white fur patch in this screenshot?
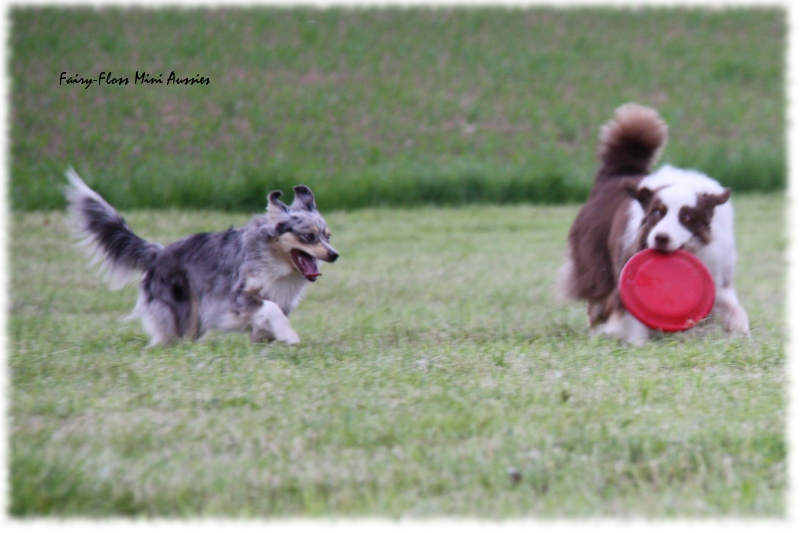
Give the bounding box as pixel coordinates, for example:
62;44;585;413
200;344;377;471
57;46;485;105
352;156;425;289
595;309;650;346
243;267;308;317
630;164;749;338
622;199;645;251
642;165;728;196
639;165;732;253
646;186;698;252
252;300;300;345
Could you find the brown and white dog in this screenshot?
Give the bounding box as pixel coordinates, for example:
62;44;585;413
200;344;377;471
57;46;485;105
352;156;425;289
558;103;750;344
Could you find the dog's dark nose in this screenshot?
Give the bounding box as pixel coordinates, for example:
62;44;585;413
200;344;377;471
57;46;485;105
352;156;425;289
654;233;671;250
328;251;339;263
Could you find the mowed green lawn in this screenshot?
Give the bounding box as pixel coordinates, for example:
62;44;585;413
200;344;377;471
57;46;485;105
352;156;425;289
9;193;785;517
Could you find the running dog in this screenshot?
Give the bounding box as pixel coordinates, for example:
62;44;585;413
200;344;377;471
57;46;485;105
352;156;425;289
65;168;338;346
558;103;749;344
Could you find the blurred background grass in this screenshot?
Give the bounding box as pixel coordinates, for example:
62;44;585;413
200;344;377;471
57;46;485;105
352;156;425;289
10;7;786;211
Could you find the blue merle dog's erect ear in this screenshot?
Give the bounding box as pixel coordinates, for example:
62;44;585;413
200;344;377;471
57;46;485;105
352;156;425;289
291;185;317;212
266;190;290;225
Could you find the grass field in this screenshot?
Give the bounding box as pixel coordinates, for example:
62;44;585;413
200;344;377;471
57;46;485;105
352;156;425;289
10;7;786;211
9;193;786;517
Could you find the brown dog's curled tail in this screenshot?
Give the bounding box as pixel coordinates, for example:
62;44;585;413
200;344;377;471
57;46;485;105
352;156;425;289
597;103;669;179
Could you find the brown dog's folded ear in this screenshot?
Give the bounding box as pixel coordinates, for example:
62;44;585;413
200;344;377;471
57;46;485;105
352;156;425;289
622;179;653;209
291;185;317;212
632;186;654;209
710;188;731;206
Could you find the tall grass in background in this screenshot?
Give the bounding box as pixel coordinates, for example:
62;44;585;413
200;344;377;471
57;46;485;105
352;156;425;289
10;7;785;211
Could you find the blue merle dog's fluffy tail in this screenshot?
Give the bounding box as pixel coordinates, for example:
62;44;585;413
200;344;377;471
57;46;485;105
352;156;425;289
65;168;163;289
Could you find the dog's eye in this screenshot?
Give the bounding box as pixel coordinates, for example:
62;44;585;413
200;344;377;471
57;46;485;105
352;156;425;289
302;233;317;243
680;212;692;224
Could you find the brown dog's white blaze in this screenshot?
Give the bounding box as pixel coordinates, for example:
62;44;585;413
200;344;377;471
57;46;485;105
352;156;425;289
632;186;732;253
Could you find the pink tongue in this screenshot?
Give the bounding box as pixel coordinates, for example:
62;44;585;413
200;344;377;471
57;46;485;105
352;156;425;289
294;251;320;278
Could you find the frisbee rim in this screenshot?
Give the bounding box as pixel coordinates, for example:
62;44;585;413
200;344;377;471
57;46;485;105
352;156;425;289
619;249;715;332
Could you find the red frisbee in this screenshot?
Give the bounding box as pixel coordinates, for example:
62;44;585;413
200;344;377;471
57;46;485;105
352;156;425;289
619;249;715;332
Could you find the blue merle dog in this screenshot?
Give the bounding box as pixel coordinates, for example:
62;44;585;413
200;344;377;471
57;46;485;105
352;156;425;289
65;168;338;346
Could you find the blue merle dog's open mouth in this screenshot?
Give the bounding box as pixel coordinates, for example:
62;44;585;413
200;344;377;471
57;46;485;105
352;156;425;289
291;249;321;282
